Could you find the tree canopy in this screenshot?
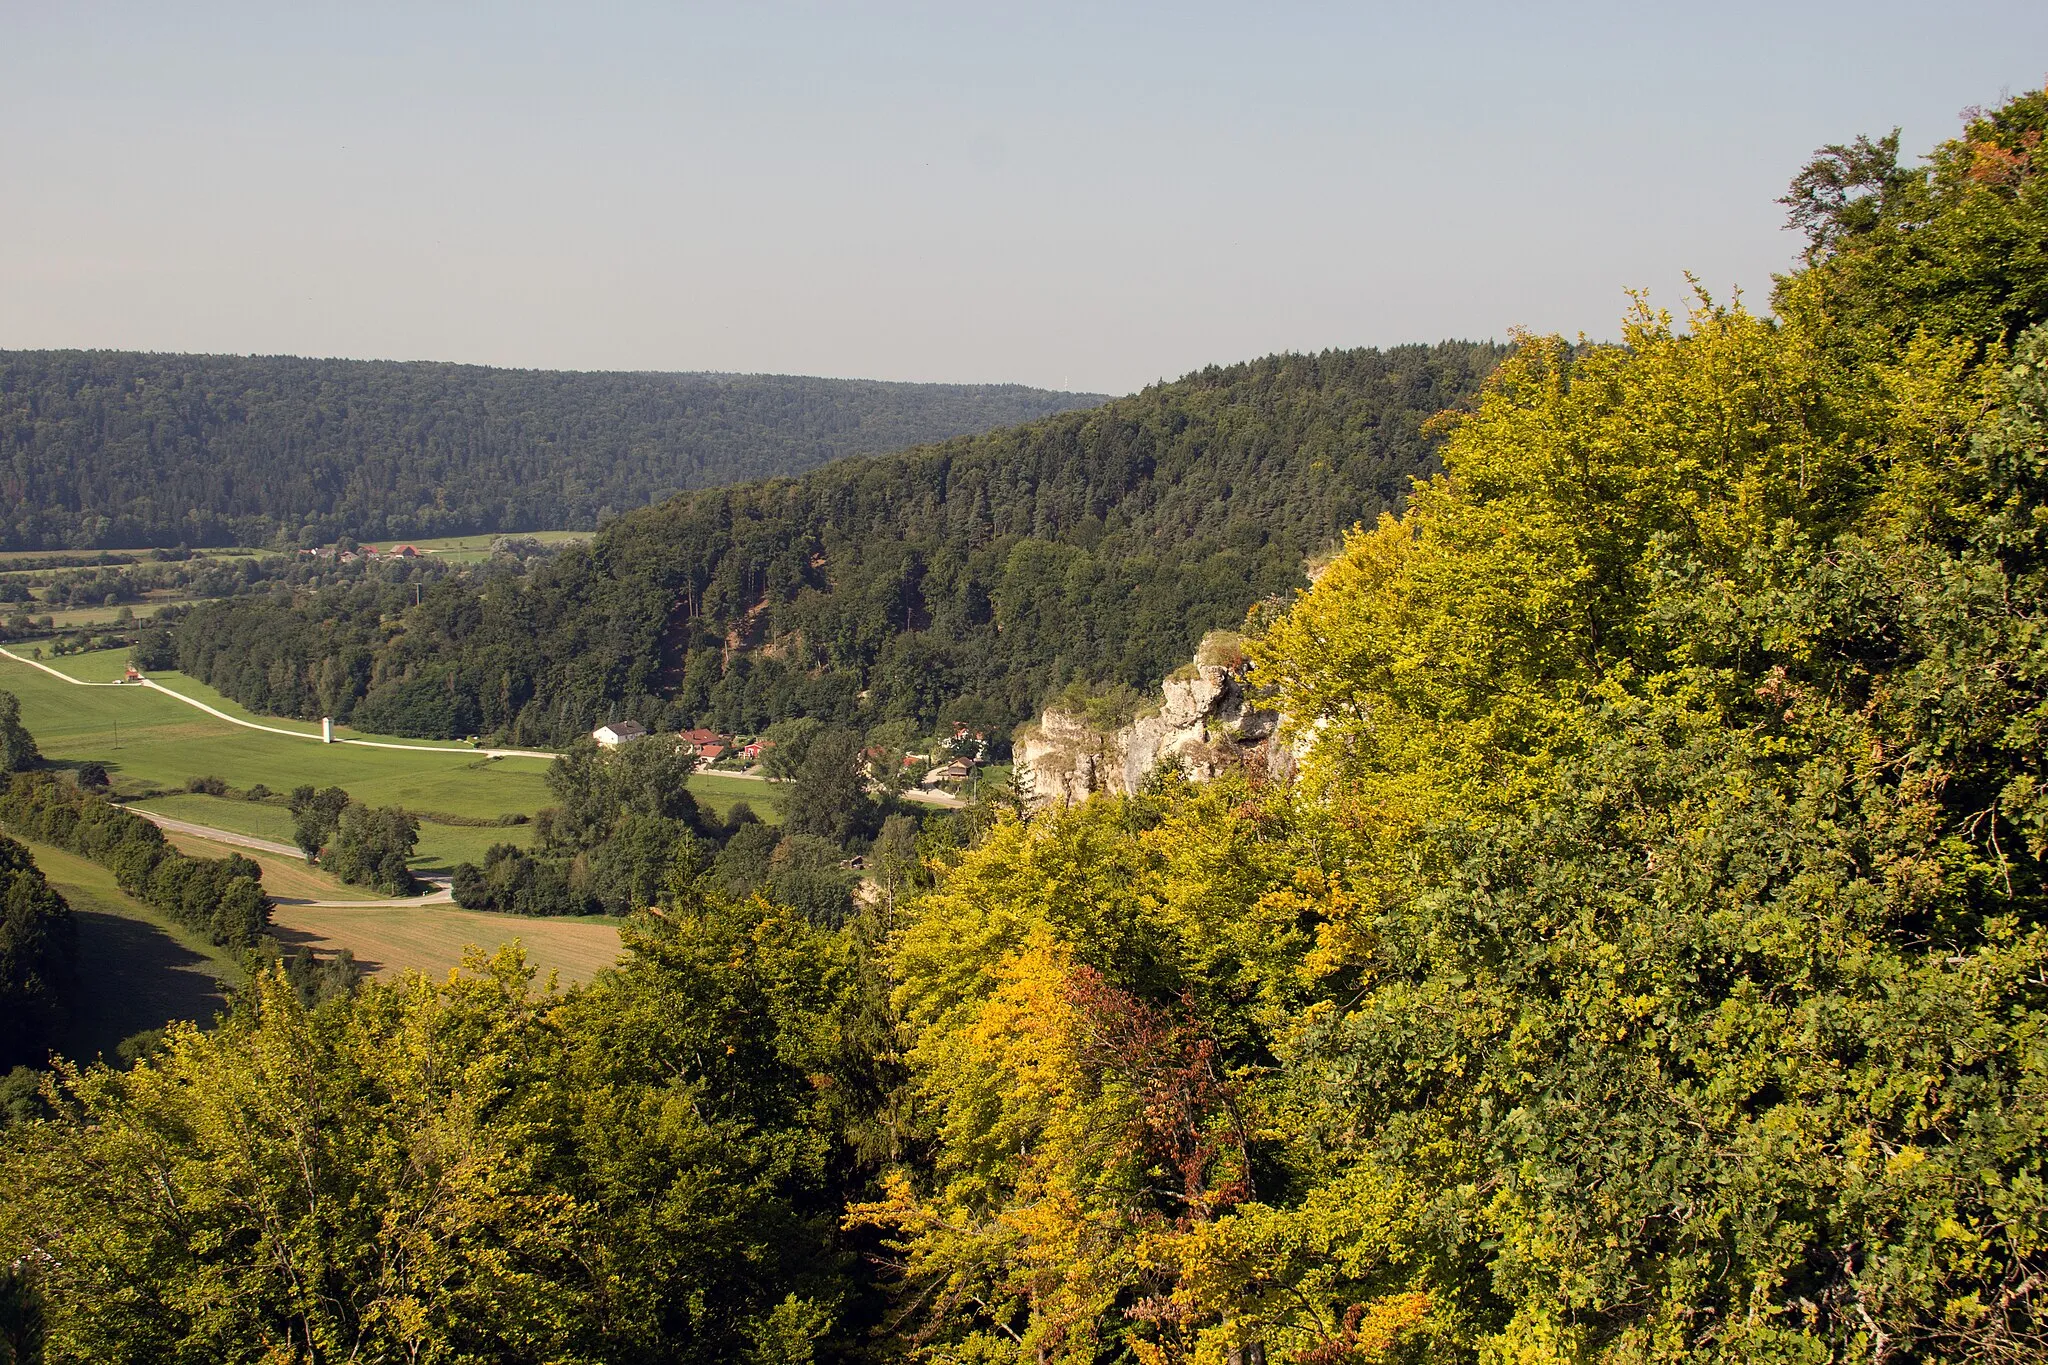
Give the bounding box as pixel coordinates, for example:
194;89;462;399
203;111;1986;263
170;342;1506;744
0;352;1105;550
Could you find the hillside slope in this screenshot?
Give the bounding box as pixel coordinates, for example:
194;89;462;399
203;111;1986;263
172;341;1506;742
0;351;1106;549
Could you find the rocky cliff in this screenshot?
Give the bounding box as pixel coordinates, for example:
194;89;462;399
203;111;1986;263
1014;634;1286;808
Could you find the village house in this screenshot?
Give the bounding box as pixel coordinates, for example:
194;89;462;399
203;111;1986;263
592;720;647;748
921;758;979;788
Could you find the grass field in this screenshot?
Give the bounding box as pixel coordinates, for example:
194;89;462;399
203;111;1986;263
3;644;779;876
270;904;623;986
387;530;590;564
18;832;619;1055
0;546;264;567
0;650;558;867
685;771;782;823
20;839;238;1063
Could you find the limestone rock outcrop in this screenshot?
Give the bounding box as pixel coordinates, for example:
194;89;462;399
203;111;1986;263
1015;638;1285;809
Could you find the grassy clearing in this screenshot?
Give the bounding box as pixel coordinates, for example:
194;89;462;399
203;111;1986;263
132;792;298;842
31;649;492;750
391;530;589;564
25;647;139;683
0;546;264;567
270;904;622;986
686;772;782;823
2;646;779;877
0;652;557;868
132;793;537;875
18;839;236;1063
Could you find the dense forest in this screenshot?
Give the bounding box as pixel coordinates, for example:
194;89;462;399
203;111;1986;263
0;353;1104;549
3;87;2047;1365
170;341;1506;743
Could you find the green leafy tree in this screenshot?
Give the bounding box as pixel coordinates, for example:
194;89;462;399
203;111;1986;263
781;730;875;846
288;784;350;861
321;803;420;895
0;694;38;776
0;834;74;1068
759;717;825;781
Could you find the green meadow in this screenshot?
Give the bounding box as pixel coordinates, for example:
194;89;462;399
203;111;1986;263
385;530;590;563
1;647;777;870
0;649;555;868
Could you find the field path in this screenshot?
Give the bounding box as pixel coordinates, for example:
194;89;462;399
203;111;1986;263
0;645;557;759
133;809;303;858
126;808;457;907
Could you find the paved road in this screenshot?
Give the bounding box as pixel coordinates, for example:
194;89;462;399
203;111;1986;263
0;647;557;760
127;808;456;907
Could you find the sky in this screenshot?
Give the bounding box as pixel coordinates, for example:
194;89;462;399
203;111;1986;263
3;3;2046;395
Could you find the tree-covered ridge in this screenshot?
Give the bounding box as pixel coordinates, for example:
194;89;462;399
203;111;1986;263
0;351;1107;550
170;342;1505;743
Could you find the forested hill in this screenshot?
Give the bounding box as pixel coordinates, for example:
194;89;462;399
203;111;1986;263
0;351;1107;550
172;341;1506;742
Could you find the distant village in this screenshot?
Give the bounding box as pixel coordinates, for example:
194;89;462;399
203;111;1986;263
591;718;992;801
301;541;425;565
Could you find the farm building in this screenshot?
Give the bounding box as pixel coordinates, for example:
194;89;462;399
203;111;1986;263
922;759;978;787
592;720;647;748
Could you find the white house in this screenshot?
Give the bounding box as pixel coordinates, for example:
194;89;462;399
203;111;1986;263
593;720;648;748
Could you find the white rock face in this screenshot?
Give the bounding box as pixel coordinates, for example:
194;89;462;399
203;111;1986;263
1016;658;1284;810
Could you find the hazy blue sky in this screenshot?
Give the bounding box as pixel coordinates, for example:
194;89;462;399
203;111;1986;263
4;3;2045;393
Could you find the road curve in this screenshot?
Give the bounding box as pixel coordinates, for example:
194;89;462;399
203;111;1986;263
0;647;557;761
126;808;456;907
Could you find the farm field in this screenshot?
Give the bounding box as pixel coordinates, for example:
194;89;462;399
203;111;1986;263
27;647;495;750
19;839;237;1063
0;546;264;568
134;792;537;872
385;530;589;563
685;771;782;823
0;651;557;867
269;904;624;986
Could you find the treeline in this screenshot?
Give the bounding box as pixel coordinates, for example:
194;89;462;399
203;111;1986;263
170;341;1505;743
0;836;74;1071
0;353;1106;550
0;774;270;952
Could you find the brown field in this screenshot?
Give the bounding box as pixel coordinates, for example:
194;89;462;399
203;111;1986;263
269;904;624;986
